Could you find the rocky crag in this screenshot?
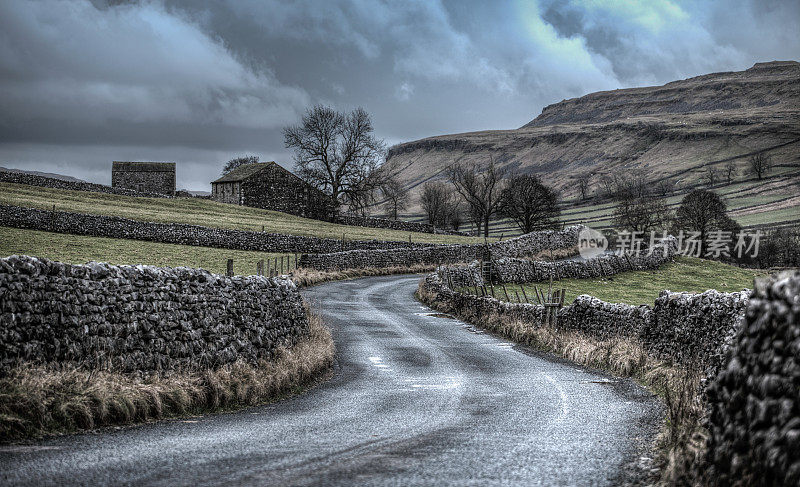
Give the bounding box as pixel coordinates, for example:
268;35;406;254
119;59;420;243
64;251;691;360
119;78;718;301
385;61;800;206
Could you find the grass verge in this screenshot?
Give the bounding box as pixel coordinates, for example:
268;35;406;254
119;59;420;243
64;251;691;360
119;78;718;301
0;307;335;442
492;256;765;306
417;280;706;485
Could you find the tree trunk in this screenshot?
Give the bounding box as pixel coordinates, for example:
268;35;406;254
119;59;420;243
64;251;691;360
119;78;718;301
484;214;490;238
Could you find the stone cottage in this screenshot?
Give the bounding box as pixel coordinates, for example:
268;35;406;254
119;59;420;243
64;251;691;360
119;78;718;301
112;161;176;195
211;162;335;220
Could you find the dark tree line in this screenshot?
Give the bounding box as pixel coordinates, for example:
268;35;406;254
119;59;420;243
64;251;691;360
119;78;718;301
417;161;562;236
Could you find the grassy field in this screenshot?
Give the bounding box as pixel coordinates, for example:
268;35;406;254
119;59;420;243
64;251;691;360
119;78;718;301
479;257;766;306
0;182;486;245
0;226;295;276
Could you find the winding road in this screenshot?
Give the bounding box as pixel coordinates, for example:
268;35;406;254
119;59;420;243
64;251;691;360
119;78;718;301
0;274;661;486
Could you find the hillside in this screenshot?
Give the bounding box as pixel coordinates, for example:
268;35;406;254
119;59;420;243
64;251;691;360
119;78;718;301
0;182;484;245
385;61;800;232
0;166;86;182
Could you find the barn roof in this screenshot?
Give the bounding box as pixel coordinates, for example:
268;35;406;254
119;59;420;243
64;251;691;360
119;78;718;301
212;161;281;183
112;161;175;172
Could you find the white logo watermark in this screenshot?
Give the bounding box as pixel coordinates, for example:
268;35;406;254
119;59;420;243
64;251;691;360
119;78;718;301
610;229;762;258
578;227;608;259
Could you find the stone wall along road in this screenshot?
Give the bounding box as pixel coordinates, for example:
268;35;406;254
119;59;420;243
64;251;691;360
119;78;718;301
299;225;584;271
704;271;800;486
0;255;310;374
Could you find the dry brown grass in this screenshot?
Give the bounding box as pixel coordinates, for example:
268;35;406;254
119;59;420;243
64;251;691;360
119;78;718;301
0;307;334;442
291;264;437;287
417;282;707;486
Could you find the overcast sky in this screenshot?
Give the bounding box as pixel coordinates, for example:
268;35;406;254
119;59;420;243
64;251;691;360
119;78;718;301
1;0;798;190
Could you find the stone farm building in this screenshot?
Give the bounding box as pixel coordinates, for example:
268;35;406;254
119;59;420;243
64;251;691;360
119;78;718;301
211;162;335;220
112;161;176;195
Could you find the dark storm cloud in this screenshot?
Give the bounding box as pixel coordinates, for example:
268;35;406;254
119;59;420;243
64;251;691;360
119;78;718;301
0;0;798;189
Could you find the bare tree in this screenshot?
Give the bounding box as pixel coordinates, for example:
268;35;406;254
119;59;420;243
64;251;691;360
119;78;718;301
222;154;259;175
343;166;383;217
499;174;560;234
448;158;506;237
675;190;737;256
419;181;454;227
749;152;772;180
612;171;671;235
704;167;719;187
655;179;676;197
724;160;737;184
598;174;619;199
576;175;590;200
284;105;386;208
380;175;408;220
448;204;464;231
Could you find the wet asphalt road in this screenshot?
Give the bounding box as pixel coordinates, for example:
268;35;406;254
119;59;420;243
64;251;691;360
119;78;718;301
0;274;661;486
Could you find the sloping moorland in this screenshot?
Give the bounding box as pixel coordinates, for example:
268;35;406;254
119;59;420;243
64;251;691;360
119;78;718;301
385;61;800;234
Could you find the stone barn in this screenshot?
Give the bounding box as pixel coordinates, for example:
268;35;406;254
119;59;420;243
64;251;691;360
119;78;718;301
112;161;176;195
211;162;335;220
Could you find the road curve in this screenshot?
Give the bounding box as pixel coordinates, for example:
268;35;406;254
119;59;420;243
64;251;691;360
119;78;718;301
0;274;661;486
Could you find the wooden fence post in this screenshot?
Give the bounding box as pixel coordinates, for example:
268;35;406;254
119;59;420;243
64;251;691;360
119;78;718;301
257;259;264;276
226;259;234;277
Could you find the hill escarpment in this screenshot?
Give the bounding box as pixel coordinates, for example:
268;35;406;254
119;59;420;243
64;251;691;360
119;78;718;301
385;61;800;207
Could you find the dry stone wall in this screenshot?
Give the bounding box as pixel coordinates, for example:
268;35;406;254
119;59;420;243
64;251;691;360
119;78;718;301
0;255;310;374
0;204;440;254
337;214;469;236
488;225;582;259
299;245;484;271
0;170;172;198
299;225;584;271
437;238;676;287
491;238;677;283
644;290;750;372
704;272;800;486
559;296;652;341
421;265;749;371
424;266;800;484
